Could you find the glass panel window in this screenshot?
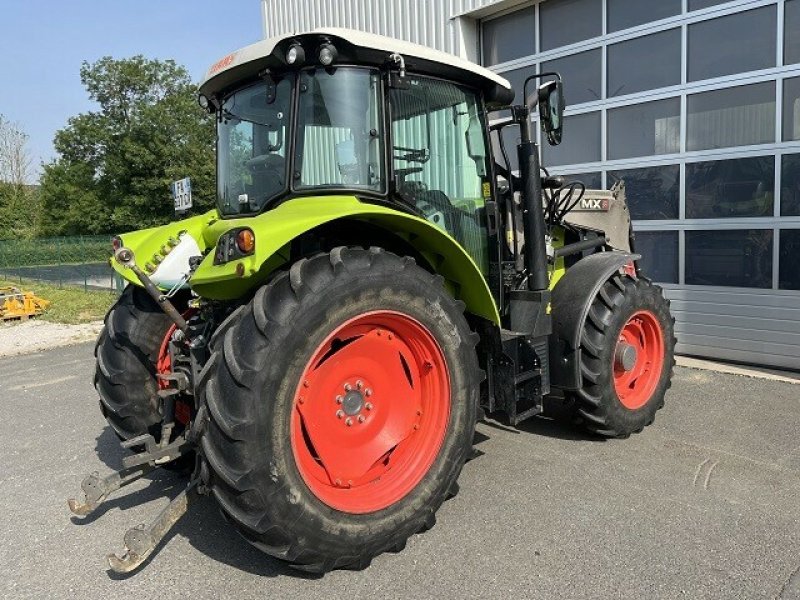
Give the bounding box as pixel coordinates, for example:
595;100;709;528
686;229;773;288
779;230;800;290
688;6;777;81
295;68;383;192
608;29;681;97
558;172;602;189
217;76;294;216
783;76;800;142
782;154;800;216
608;165;679;220
542;49;602;105
608;0;680;32
608;98;680;160
686;156;775;219
482;6;536;66
390;76;492;272
687;82;775;151
634;231;679;283
689;0;732;10
541;111;601;166
540;0;602;51
499;66;537;108
786;0;800;65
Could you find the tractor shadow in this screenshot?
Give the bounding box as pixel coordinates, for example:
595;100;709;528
85;426;319;579
479;398;607;443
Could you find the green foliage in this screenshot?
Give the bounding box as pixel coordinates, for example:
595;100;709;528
39;56;215;235
0;115;41;239
0;235;111;268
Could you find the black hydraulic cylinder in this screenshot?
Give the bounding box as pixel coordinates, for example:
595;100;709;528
517;140;550;292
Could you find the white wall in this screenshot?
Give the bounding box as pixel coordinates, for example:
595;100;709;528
261;0;520;61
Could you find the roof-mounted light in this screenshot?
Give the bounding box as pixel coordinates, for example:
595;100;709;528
318;42;338;66
286;42;305;66
198;94;209;110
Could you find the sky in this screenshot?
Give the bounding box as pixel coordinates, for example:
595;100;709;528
0;0;264;182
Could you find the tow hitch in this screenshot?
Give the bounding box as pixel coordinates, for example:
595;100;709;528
68;246;204;573
67;433;198;572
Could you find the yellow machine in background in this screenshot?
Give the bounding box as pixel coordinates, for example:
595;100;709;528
0;287;49;320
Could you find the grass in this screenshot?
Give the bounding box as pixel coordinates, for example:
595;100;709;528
0;278;116;324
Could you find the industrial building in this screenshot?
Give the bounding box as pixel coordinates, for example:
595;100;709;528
262;0;800;370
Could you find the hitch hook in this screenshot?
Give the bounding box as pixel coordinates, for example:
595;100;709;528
107;480;199;574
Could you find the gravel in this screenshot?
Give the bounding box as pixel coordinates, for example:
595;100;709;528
0;319;102;357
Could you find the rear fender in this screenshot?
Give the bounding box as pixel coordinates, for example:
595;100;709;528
549;251;640;390
189;196;500;324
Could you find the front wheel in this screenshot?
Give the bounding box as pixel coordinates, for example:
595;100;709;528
570;274;675;438
198;247;480;572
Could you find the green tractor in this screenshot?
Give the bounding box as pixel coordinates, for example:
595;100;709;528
69;28;675;573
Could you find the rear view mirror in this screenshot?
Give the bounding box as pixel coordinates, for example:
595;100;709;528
538;80;564;146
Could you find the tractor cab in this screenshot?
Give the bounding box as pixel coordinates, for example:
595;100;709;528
198;29;528;277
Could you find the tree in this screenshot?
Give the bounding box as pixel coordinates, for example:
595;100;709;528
0;115;41;239
39;56;215;235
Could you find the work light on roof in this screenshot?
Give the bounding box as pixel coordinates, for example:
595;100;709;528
286;43;305;66
318;42;338;66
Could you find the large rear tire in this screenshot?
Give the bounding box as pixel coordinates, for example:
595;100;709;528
95;285;172;440
571;274;675;438
198;247;480;572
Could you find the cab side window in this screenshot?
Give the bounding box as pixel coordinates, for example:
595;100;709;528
390;77;491;272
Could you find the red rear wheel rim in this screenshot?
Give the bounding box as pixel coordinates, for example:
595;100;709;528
290;311;451;514
613;310;665;410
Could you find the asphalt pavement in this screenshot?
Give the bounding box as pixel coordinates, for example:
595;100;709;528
1;342;799;599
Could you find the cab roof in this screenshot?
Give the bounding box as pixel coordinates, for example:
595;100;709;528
198;28;514;107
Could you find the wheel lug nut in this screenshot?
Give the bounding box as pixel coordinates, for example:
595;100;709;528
335;478;342;486
344;383;352;391
365;402;373;411
358;415;366;423
345;418;353;426
356;380;363;390
365;389;372;397
336;410;344;419
416;409;422;416
336;395;343;404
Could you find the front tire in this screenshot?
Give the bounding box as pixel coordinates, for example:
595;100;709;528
571;274;675;438
198;247;480;572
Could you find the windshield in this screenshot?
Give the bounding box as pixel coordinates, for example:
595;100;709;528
217;75;294;215
294;67;384;192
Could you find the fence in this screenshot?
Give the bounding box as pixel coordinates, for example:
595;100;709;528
0;236;124;292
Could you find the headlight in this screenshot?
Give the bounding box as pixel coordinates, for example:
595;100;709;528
214;228;255;265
